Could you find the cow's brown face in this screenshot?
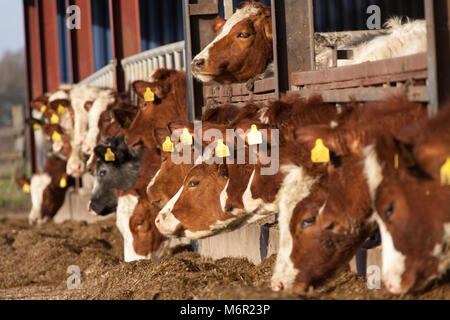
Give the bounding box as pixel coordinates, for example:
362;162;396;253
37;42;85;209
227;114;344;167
155;163;237;239
191;3;272;83
374;173;450;294
129;198;166;257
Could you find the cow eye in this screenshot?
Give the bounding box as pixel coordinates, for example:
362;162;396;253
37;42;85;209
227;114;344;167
384;202;395;219
237;32;251;39
142;102;147;108
162;156;168;162
188;180;200;188
301;216;316;230
99;169;107;177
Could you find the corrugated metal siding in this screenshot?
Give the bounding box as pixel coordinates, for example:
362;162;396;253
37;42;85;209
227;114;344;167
91;0;113;72
56;1;71;83
313;0;424;32
139;0;184;51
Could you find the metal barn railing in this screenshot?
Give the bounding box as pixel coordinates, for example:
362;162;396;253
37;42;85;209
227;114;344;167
121;40;186;93
76;61;115;88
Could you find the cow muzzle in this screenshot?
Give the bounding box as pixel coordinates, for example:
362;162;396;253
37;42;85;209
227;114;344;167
191;58;205;73
155;210;183;237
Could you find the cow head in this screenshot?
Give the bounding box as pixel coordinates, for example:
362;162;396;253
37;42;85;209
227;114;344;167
125;69;188;148
191;2;273;83
89;136;143;215
368;134;450;294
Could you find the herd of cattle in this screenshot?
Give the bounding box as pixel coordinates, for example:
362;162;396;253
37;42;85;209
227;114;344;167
15;2;449;296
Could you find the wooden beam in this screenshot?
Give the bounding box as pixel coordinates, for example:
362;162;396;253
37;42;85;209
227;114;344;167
68;0;94;82
271;0;315;98
109;0;141;92
183;0;218;120
40;0;61;92
23;0;41;173
425;0;450;116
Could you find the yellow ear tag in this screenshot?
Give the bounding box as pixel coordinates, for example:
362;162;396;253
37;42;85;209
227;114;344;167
162;136;174;152
247;124;262;145
57;104;66;114
180;128;193;145
59;177;67;188
215;139;230;158
50;113;59;124
123;117;132;129
33;123;42;131
394;154;399;169
144;87;155;102
22;183;30;193
440;158;450;186
40;105;47;113
104;148;116;162
311;139;330;163
52;131;62;142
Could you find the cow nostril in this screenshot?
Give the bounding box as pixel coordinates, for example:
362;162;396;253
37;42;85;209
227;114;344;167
272;281;285;292
225;204;233;212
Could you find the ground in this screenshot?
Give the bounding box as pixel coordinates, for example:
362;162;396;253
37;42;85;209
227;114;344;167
0;211;449;300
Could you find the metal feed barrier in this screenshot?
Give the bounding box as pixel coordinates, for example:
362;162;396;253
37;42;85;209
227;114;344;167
75;40;186;99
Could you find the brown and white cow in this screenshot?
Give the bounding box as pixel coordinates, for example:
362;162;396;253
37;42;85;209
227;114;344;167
191;1;273;84
269;95;427;292
125;68;188;149
16;156;74;225
364;104;450;294
117;105;240;261
154;95;348;239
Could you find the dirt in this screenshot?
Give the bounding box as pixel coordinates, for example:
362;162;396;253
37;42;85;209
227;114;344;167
0;216;448;300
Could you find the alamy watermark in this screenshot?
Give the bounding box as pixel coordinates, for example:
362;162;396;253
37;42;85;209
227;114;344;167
66;5;81;30
366;265;381;289
67;265;81;289
366;5;381;30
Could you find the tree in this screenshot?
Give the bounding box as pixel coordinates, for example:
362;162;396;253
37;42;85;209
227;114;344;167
0;48;26;127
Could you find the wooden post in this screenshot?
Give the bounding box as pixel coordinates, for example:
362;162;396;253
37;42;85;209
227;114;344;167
183;0;218;121
424;0;450;116
109;0;141;92
68;0;95;82
271;0;315;98
40;0;61;92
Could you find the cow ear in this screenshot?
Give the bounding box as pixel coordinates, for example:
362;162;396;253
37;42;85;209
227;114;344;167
132;80;165;101
213;17;226;35
261;15;272;41
216;163;229;178
168;120;194;139
16;178;30;188
31;95;49;112
113;108;136;129
152;128;171;148
84;101;94;112
94;145;108;160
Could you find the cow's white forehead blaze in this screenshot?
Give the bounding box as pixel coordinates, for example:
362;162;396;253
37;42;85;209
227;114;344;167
29;173;52;224
376;216;407;294
156;185;184;236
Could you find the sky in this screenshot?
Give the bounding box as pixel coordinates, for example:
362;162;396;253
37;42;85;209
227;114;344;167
0;0;25;58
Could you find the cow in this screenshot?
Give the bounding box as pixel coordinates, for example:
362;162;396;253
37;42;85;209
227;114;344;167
316;17;426;68
81;88;117;156
365;104;450;294
16;156;74;225
67;85;105;177
89;135;153;215
154;95;348;239
116;104;240;261
191;1;273;84
125;68;188;149
269;95;427;292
